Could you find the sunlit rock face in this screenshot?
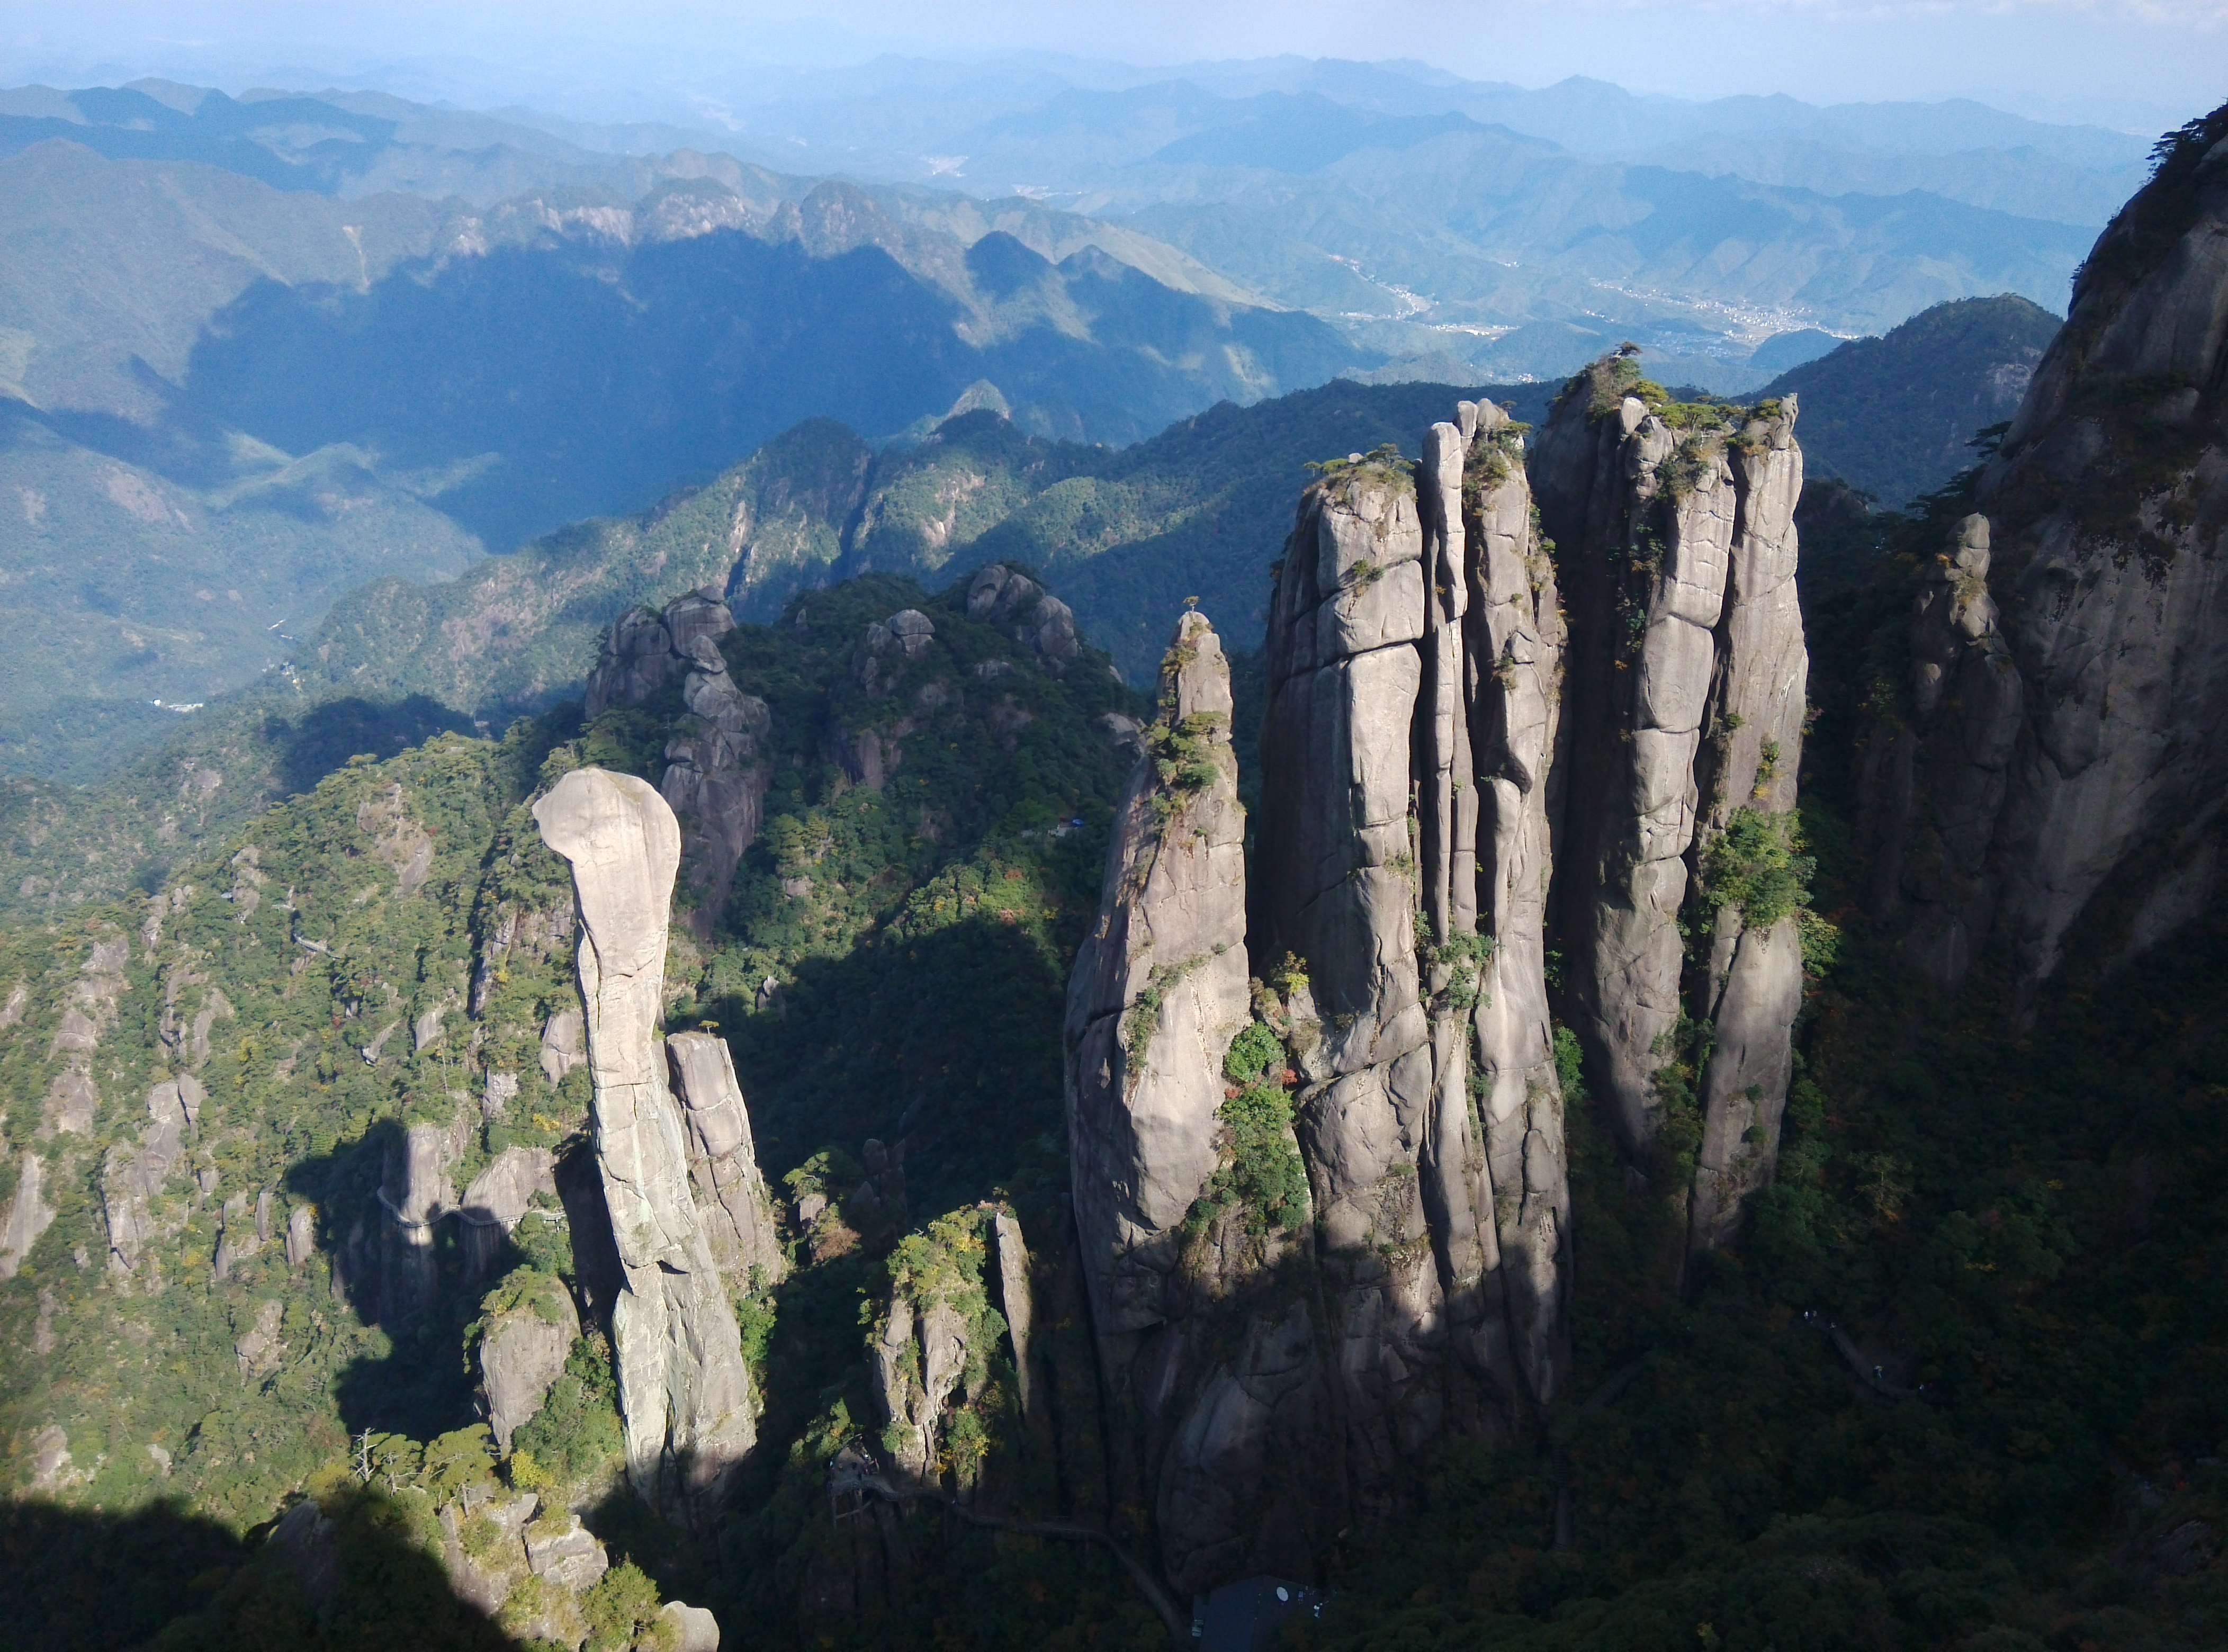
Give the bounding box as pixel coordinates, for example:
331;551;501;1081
534;766;756;1516
1067;401;1603;1596
1532;376;1808;1255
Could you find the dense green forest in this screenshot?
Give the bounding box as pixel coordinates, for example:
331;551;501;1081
3;266;2225;1649
0;567;1164;1646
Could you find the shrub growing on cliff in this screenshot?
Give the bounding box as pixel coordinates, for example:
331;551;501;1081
1224;1020;1284;1084
1191;1030;1310;1236
1702;808;1816;929
510;1332;624;1488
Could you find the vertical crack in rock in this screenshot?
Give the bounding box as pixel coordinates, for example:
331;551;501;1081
1455;402;1573;1402
1252;418;1576;1530
1686;398;1810;1253
534;767;756;1517
1532;369;1808;1254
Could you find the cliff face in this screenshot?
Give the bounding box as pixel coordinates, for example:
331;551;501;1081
1865;106;2228;998
587;590;775;938
1253;412;1572;1484
1531;365;1809;1251
1067;405;1593;1595
533;767;757;1516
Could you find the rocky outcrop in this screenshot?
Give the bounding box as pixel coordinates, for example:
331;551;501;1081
661;634;772;937
540;1008;586;1083
1063;416;1596;1594
665;1031;785;1287
1065;610;1250;1337
1865;104;2228;1000
1531;363;1808;1251
1247;416;1574;1532
1859;513;2025;983
0;1151;56;1280
479;1270;582;1452
582;589;775;937
1448;406;1574;1394
968;563;1081;674
457;1145;561;1279
534;766;757;1515
867;1206;1016;1495
286;1204;316;1270
585;589;735;717
378;1119;463;1320
100;1075;203;1277
42;933;128;1134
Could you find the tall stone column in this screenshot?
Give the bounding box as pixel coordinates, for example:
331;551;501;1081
1532;365;1809;1253
534;767;756;1516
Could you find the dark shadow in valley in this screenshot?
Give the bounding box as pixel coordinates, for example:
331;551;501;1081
257;694;478;797
179;235;976;553
284;1121;502;1446
0;1493;520;1651
716;910;1073;1220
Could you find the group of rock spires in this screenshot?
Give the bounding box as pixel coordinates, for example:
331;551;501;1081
1066;375;1810;1591
1860;104;2228;1008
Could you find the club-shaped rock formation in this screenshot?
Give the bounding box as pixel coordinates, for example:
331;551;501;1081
533;766;757;1516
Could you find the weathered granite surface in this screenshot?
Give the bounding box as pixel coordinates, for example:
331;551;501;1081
665;1030;785;1287
1865;111;2228;1002
534;766;756;1515
1065;610;1251;1337
1531;371;1809;1251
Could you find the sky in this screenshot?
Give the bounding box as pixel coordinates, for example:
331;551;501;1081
0;0;2217;133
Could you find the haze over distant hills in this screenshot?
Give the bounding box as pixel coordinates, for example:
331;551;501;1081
0;58;2128;783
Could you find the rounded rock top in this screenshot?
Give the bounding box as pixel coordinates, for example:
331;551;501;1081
887;609;935;636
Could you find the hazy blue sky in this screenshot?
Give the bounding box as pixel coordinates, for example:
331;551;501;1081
0;1;2216;132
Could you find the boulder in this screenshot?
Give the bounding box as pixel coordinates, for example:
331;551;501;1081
538;1009;586;1083
524;1510;609;1592
660;1601;722;1651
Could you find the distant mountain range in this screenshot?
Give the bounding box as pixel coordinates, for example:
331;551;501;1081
0;61;2124;783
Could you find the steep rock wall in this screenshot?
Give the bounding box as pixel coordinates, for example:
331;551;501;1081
665;1030;786;1288
1531;368;1808;1251
1253;416;1572;1508
1065;407;1589;1597
533;766;757;1516
1865;106;2228;999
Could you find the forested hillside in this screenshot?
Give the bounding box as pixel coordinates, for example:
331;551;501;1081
0;564;1150;1645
